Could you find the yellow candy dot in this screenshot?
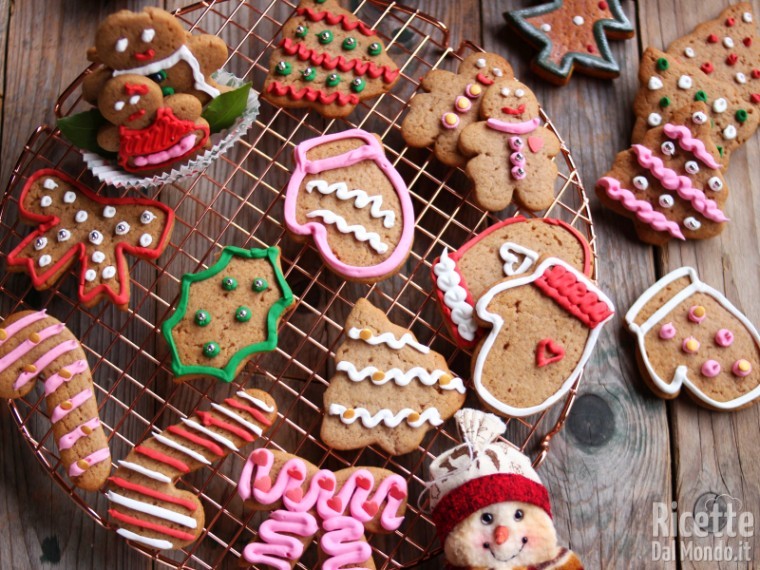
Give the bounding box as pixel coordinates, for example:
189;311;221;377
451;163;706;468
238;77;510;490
76;459;89;470
29;332;41;343
61;400;73;410
443;113;458;126
343;409;355;420
60;369;72;379
694;306;706;318
439;374;452;386
371;371;386;382
0;329;7;341
408;412;421;423
469;84;482;96
739;360;751;372
23;364;37;373
81;425;93;435
359;329;373;341
686;339;699;352
456;98;469;110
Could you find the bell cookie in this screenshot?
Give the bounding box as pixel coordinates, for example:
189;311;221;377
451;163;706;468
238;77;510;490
432;216;593;348
238;447;407;569
284;129;414;283
401;52;514;166
321;298;465;456
597;102;729;245
262;0;400;118
6;169;174;310
504;0;634;85
626;267;760;411
459;78;561;212
162;246;294;383
106;389;277;550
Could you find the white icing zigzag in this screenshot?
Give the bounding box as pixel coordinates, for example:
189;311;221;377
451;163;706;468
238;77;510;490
306;180;395;228
433;248;477;341
306;210;388;254
336;361;466;393
347;327;430;354
329;404;444;428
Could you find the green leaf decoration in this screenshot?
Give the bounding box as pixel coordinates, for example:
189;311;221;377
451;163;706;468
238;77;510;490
56;109;116;158
202;83;252;133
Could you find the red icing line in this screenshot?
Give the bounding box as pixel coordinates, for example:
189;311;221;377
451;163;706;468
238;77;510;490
108;509;196;541
108;476;197;512
135;445;190;473
266;81;359;107
224;398;272;426
196;411;254;442
533;265;613;328
166;425;224;457
296;6;376;36
279;38;399;83
502;104;526;115
535;338;566;367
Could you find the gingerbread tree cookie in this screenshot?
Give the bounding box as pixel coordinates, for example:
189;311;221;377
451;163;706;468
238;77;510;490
263;0;400;118
598;103;729;245
401;52;514;166
459;78;561;212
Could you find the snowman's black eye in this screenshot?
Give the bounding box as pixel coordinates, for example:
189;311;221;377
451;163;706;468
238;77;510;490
481;512;494;525
514;509;524;521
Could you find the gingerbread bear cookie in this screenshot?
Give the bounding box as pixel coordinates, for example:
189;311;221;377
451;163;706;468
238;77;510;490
626;267;760;411
107;389;277;550
472;256;614;417
321;298;465;456
6;169;175;310
263;0;400;118
598;103;729;245
284;129;414;283
238;448;407;569
0;310;110;491
162;246;294;383
401;52;514;166
432;216;593;348
459;78;561;212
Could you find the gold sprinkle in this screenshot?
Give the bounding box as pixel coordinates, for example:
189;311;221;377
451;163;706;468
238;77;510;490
81;425;93;435
343;409;355;420
456;98;469;110
739;360;751;372
0;329;6;341
439;373;452;386
694;306;706;318
469;84;482;96
685;339;699;352
76;459;89;470
359;329;373;341
23;364;37;373
60;400;73;411
371;371;385;382
60;369;72;379
29;332;41;343
408;412;421;423
443;113;458;126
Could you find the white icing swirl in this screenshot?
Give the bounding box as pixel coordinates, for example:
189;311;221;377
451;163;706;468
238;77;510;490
306;180;395;228
329;404;443;428
306;210;388;254
347;327;429;354
336;361;466;393
433;249;477;341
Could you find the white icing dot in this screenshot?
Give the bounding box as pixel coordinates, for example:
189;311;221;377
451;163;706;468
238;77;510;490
648;112;662;126
115;222;130;236
515;88;525;97
102;266;116;280
713;98;728;113
475;58;486;69
723;124;738;140
39;255;52;267
692;111;708;124
724;37;735;48
89;230;103;245
34;237;47;251
736;72;747;84
633;176;649;190
573;15;585;25
661;141;676;155
57;229;71;242
500;87;511;96
129;95;140;106
139;233;153;247
685;160;699;174
684;217;702;230
659;194;675;208
114;101;125;111
92;251;106;264
684;47;696;58
115;38;128;53
493;67;504;77
140;211;155;225
708;176;724;191
648;76;663;90
743;12;753;23
540;23;551;32
103;206;116;218
63;191;76;204
141;28;155;43
85;269;97;282
40;196;52;208
75;210;88;223
43;178;58;190
677;75;693;89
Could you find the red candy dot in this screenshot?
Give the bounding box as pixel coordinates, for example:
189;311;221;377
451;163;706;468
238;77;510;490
598;1;608;8
726;53;739;65
726;17;736;27
707;34;719;43
701;62;714;74
587;44;595;53
744;37;753;46
752;69;760;79
752;93;760;103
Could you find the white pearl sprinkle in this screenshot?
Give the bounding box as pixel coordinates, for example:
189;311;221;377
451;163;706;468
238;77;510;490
684;47;696;58
89;230;103;246
500;87;511;96
685;160;699;174
684;217;701;231
74;210;88;223
140;211;156;225
677;75;693;90
40;196;52;208
661;141;676;156
633;176;649;190
92;251;106;264
43;178;58;190
34;237;47;251
743;12;753;23
103;206;116;218
648;112;662;127
540;23;551;32
713;98;728;113
659;194;674;208
723;124;738;140
692;111;708;124
708;176;724;191
475;58;486;69
648;76;663;90
573;15;584;25
57;229;71;242
139;234;153;248
723;37;735;48
85;269;97;282
102;266;116;280
736;72;747;84
493;67;503;77
515;88;525;97
39;255;52;267
114;222;130;236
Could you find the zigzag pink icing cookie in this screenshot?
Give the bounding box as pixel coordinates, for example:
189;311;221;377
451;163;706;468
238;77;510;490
284;129;414;283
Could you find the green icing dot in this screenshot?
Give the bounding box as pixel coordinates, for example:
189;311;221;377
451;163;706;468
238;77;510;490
342;37;357;51
351;77;366;93
276;61;292;76
315;0;327;3
318;30;334;44
718;145;724;157
368;42;382;56
736;109;748;123
221;276;238;291
694;90;708;102
656;57;669;71
235;306;252;323
326;73;341;87
194;310;211;327
295;24;308;38
161;86;175;96
659;96;671;108
301;67;317;81
252;277;268;293
203;342;220;358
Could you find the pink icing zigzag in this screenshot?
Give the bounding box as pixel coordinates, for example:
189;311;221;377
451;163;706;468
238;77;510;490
243;510;319;570
631;145;728;223
662;124;722;169
597;177;685;240
321;516;372;570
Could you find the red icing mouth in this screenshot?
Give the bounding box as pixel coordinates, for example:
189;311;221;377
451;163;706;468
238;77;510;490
502;104;526;115
476;73;495;85
134;49;156;61
127;109;146;122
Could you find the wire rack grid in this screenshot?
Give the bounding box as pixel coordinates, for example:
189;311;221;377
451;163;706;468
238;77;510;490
0;0;598;568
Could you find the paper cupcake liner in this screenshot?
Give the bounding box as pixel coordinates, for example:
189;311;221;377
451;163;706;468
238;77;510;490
82;71;260;190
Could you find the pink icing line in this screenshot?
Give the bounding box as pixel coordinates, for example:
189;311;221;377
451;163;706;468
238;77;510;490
0;311;48;345
68;446;110;477
597;177;685;239
320;516;372;570
133;134;197;168
13;339;79;391
58;417;100;450
44;359;89;396
486;117;540;134
631;145;728;223
284;129;414;280
243;510;319;567
50;388;92;423
0;322;64;374
662;123;722;169
284;470;336;513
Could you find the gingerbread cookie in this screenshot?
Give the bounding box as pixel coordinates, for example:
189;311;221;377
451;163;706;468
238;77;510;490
107;389;277;550
632;47;758;164
0;310;110;491
162;246;294;383
262;0;400;118
472;256;614;417
284;129;414;283
322;298;465;456
432;216;593;348
504;0;634;85
597;103;729;245
458;79;561;212
401;52;514;166
238;448;407;569
626;267;760;411
6;169;174;310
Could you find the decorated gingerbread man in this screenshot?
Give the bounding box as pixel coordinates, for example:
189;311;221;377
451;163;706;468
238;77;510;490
459;78;561;212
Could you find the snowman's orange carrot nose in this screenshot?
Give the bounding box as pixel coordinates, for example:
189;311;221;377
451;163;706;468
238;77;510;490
494;526;509;545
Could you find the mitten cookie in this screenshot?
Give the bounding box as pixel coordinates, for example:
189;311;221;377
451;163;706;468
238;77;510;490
262;0;400;118
472;257;614;417
597;103;729;245
107;389;277;550
322;298;465;456
6;169;174;310
162;246;294;383
402;52;514;166
238;448;407;569
459;79;561;212
432;216;593;348
632;47;758;164
0;310;110;491
626;267;760;411
284;129;414;283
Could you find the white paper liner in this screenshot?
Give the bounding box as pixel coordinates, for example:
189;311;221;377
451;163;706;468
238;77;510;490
81;71;260;189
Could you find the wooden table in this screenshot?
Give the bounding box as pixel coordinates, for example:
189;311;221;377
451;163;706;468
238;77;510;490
1;0;758;568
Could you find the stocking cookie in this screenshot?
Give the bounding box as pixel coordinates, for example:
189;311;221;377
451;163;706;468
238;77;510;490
162;246;294;383
322;298;465;456
626;267;760;411
107;389;277;550
597;103;729;245
263;0;400;118
401;52;514;166
432;216;593;348
6;169;174;310
238;448;407;568
284;129;414;283
0;310;110;491
459;79;561;212
472;256;614;417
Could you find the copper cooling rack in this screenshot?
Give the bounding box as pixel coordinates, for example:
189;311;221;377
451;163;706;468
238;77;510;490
0;0;598;568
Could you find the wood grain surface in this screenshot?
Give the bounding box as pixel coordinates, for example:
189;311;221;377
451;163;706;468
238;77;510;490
1;1;759;569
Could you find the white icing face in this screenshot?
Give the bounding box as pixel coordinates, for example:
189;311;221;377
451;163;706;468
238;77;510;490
92;251;106;264
476;58;486;69
40;196;52;208
515;89;525;98
39;254;52;267
141;28;156;43
114;101;125;111
500;87;511;97
102;266;116;280
129;95;141;105
736;72;747;84
493;67;504;77
115;38;129;53
103;206;116;218
85;269;97;282
743;12;753;23
139;233;153;247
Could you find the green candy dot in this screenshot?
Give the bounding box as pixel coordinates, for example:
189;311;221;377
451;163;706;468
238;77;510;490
235;306;252;323
350;77;366;93
148;69;167;83
694;90;708;102
656;57;669;71
315;0;327;3
276;61;292;76
194;310;211;327
203;342;220;358
342;37;357;51
252;277;268;293
161;86;175;96
318;30;333;44
221;276;238;291
736;109;748;123
295;24;308;38
326;73;341;87
368;42;382;56
659;96;671;108
301;67;317;81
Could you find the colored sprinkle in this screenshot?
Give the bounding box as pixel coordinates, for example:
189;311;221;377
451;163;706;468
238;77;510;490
235;306;252;323
82;425;93;435
77;459;90;470
318;30;334;44
659;96;671;108
368;42;382;56
276;61;292;76
342;37;357;50
222;277;238;291
23;364;36;373
733;359;752;377
656;57;669;70
326;73;341;87
61;401;73;410
351;77;366;93
162;86;175;96
203;342;221;358
252;277;268;292
682;337;700;353
359;328;373;340
60;369;72;379
194;310;211;327
295;24;308;38
736;109;748;123
694;90;708;102
29;332;41;343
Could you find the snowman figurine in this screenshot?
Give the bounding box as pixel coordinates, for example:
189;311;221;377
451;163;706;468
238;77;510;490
427;409;583;569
